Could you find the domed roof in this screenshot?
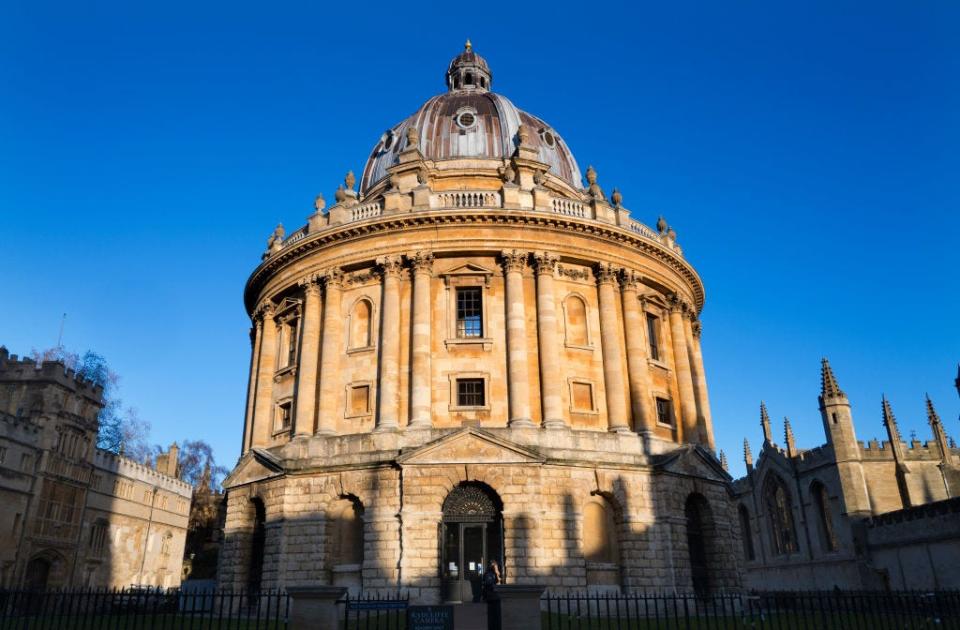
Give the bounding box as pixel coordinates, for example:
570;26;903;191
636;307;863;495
360;43;583;193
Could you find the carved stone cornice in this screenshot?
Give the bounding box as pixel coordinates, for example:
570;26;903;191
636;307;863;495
244;210;705;315
532;251;559;275
377;255;405;278
595;262;620;286
500;250;528;274
557;265;590;282
620;269;643;293
344;269;380;286
409;250;435;274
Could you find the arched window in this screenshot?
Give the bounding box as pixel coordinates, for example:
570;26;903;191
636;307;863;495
685;494;714;595
349;299;373;349
764;476;798;555
583;495;620;586
247;498;266;594
811;482;838;552
564;295;589;346
738;504;755;561
328;496;364;566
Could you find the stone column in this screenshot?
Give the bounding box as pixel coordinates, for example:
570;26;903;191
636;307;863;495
242;318;263;452
293;276;322;438
596;263;630;433
620;271;655;434
668;296;699;444
316;268;343;435
408;251;434;428
251;302;277;447
501;250;534;427
533;251;564;429
686;317;715;449
376;255;403;431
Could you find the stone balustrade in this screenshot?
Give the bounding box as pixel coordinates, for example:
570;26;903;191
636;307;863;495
277;189;679;257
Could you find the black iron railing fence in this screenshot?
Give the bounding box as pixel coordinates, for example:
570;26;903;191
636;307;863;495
0;587;289;629
542;590;960;629
342;591;409;629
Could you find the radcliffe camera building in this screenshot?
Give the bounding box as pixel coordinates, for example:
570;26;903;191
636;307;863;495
221;44;738;602
220;44;960;602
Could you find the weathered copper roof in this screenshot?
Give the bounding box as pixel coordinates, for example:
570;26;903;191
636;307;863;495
360;46;583;193
361;91;582;192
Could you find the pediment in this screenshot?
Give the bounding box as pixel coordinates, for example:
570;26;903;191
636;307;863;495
440;263;496;286
223;447;285;488
397;427;545;466
654;444;731;483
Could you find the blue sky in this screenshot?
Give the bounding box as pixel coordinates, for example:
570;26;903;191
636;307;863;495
1;1;957;477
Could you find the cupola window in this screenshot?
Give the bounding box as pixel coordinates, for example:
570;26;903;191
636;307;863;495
455;110;477;130
540;129;556;148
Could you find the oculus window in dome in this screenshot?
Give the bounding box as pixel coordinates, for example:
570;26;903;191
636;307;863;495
360;42;583;193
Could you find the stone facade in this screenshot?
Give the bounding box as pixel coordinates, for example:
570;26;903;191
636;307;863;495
732;360;960;589
221;44;739;603
0;347;192;589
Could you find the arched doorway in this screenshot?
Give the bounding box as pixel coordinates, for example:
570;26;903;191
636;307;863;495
440;483;503;603
684;494;713;596
24;557;51;591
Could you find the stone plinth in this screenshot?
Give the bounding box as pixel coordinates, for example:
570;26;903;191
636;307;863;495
496;585;545;630
287;585;346;630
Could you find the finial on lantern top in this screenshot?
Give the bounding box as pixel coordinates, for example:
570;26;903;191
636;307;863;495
465;38;472;52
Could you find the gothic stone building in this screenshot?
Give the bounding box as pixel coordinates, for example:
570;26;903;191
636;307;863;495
220;44;741;603
732;360;960;590
0;347;192;589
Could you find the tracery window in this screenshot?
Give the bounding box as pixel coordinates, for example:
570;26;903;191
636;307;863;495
764;476;798;555
811;482;839;552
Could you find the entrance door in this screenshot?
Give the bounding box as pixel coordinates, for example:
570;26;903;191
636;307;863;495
440;484;503;603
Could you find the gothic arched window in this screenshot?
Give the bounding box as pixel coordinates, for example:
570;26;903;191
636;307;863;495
764;476;798;555
811;482;839;552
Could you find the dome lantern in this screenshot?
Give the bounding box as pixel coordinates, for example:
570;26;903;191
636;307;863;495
445;39;492;93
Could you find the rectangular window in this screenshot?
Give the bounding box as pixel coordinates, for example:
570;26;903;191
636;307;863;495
655;398;673;426
20;453;32;472
456;378;485;407
646;314;660;361
286;319;299;366
349;385;370;416
455;287;483;338
570;382;595;412
277;401;292;431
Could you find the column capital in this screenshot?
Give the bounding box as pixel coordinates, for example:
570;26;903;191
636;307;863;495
532;251;559;275
692;319;703;338
620;269;644;292
298;274;322;296
322;267;344;288
376;255;405;278
668;292;691;314
500;249;529;273
254;300;276;321
595;262;621;286
408;250;434;274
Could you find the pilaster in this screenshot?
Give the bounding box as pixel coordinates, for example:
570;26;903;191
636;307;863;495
317;269;343;435
533;251;564;429
251;302;277;447
409;251;434;429
293;276;322;438
620;270;655;435
667;295;698;444
375;256;404;431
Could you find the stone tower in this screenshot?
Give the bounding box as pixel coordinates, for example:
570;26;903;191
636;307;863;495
818;358;871;516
